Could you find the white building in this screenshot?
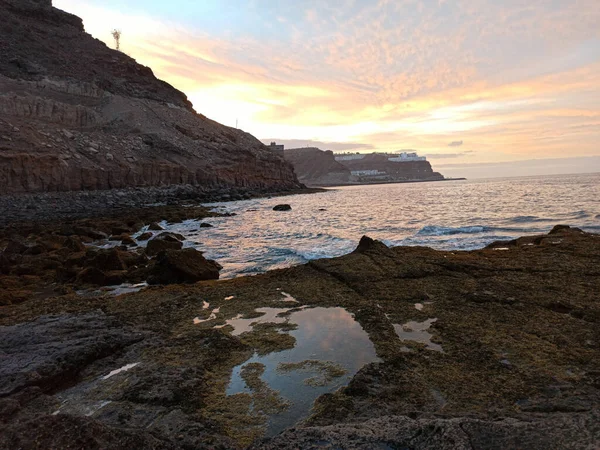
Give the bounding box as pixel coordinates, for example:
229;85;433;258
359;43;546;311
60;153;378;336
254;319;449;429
387;152;426;162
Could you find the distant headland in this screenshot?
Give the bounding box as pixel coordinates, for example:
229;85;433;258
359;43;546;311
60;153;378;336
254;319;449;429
278;144;465;186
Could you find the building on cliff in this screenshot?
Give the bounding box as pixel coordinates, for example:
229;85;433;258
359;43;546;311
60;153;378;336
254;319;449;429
284;148;445;186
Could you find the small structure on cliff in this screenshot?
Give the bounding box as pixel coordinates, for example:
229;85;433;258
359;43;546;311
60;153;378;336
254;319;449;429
266;142;285;157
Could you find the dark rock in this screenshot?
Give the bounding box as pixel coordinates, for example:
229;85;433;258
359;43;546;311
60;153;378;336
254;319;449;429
155;232;185;242
549;225;582;235
0;312;143;396
354;235;389;254
78;228;109;240
148;222;164;231
23;243;46;255
273;204;292;211
64;236;86;252
256;413;600;450
147;248;220;285
137;232;153;241
111;226;131;236
4;240;27;255
0;414;174;450
76;267;108;285
87;248;127;272
145;239;182;257
0;252;10;274
121;235;137;247
199;223;213;228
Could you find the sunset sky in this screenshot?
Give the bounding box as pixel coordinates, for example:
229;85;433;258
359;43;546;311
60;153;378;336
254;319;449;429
55;0;600;177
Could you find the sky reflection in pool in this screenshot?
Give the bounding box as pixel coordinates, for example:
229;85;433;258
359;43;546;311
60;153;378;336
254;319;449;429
226;307;379;436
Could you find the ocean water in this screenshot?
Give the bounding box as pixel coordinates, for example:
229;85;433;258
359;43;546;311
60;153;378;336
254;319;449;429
162;173;600;279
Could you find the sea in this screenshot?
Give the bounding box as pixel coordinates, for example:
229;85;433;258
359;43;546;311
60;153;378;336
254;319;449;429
161;173;600;279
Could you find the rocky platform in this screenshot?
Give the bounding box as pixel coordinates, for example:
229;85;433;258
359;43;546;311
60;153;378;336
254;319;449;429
0;0;302;209
1;219;599;449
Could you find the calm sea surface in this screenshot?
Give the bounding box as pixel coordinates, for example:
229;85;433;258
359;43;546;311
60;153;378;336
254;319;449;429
161;173;600;278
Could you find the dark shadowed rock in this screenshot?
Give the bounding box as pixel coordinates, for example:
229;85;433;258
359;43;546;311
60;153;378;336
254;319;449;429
148;222;164;231
273;204;292;211
137;232;153;241
4;239;27;255
255;412;600;450
0;414;175;450
147;248;220;285
353;235;390;254
76;267;108;286
87;248;127;272
0;312;143;396
155;232;185;242
145;238;182;257
64;236;86;252
121;235;137;247
549;224;583;235
199;223;213;228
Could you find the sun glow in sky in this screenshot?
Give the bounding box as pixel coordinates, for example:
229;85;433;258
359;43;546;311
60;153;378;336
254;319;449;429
55;0;600;177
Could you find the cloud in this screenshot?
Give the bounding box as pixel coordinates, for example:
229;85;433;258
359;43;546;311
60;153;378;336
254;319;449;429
53;0;600;177
426;152;471;159
261;139;375;152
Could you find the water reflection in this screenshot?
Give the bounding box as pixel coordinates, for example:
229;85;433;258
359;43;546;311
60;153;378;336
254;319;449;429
226;307;379;436
393;318;443;352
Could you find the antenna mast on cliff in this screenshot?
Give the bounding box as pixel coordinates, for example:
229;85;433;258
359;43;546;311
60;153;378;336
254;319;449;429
111;29;122;51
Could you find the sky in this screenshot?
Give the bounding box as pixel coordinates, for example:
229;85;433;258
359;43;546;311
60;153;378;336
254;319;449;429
54;0;600;178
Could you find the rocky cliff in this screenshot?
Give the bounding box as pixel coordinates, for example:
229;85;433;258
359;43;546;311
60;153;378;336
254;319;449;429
339;153;444;181
283;148;351;186
0;0;301;195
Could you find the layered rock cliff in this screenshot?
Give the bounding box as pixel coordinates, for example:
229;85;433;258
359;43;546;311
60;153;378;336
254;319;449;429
0;0;302;194
283;148;351;186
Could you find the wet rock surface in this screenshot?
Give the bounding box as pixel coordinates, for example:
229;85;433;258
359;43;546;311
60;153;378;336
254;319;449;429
0;312;144;396
0;224;599;449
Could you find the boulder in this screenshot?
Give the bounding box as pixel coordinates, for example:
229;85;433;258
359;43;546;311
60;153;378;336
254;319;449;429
148;222;164;231
147;248;220;285
64;236;86;252
145;238;182;257
273;204;292;211
121;235;137;247
74;227;108;240
199;223;213;228
155;232;185;242
86;248;127;272
23;243;46;256
4;240;27;255
76;267;108;285
137;232;153;241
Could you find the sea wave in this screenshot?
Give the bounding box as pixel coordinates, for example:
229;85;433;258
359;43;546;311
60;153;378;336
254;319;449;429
417;225;487;236
506;215;554;224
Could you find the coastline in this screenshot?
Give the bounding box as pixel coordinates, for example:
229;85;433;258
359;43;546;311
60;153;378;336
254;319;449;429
1;206;599;448
0;186;326;226
306;177;467;188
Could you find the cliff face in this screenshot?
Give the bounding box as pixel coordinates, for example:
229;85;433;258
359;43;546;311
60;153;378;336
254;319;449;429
283;148;351;186
284;148;444;186
0;0;301;194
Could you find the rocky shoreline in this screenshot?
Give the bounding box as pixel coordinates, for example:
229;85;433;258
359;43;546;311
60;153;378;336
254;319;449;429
0;185;326;225
1;205;599;449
